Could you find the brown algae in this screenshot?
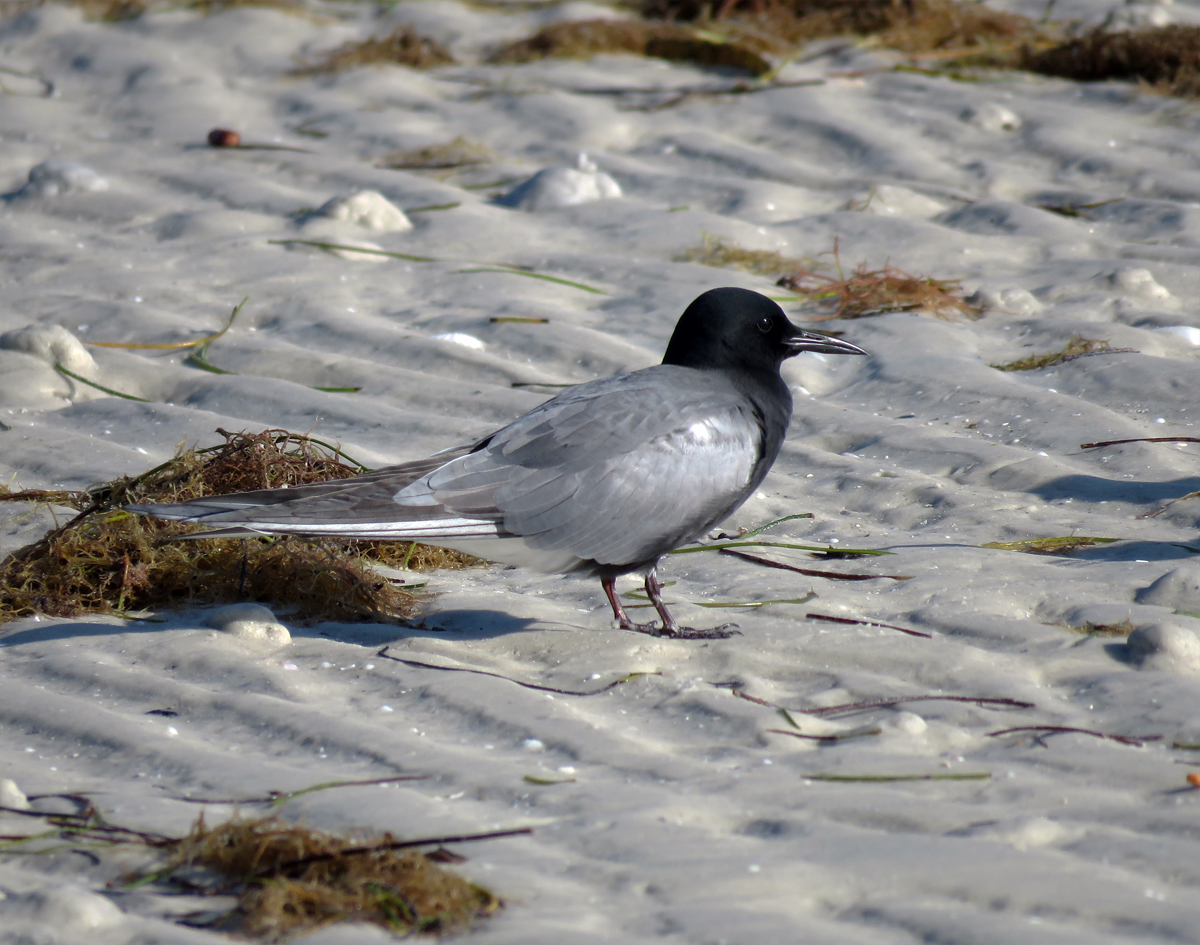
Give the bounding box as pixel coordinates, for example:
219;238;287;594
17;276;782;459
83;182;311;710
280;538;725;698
0;429;481;625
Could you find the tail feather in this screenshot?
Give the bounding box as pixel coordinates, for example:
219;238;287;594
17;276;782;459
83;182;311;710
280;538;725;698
125;443;503;541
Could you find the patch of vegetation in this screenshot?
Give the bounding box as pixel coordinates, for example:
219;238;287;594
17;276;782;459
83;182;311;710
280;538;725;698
681;237;976;325
488;18;771;76
981;536;1119;555
676;232;814;277
1065;617;1135;636
1024;25;1200;99
777;242;979;320
62;0;310;21
990;333;1132;371
378;136;494;170
292;26;456;76
636;0;1055;62
1;787;507;942
0;429;482;625
67;0;145;19
155;815;500;940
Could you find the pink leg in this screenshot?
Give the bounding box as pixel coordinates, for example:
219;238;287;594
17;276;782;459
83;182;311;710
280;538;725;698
602;575;637;631
600;572;741;639
643;569;679;636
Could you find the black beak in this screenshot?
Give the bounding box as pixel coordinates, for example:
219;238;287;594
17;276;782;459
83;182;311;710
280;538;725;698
782;326;869;357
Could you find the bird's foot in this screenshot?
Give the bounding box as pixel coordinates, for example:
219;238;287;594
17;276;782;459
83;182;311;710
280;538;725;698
621;621;741;640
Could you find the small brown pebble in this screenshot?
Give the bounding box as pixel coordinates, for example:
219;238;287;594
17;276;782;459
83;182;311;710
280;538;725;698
207;128;241;147
1188;772;1200;788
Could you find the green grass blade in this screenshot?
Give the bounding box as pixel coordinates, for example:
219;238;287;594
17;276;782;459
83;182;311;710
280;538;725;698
452;268;607;294
54;364;150;402
185;346;233;375
268;239;439;263
695;593;817;608
739;513;815;540
405;202;461;213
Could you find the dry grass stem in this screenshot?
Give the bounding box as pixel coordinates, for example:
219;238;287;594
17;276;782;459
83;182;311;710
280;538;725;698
292;27;455;76
990;333;1135;371
981;536;1119;555
677;233;814;276
0;429;482;625
378;137;494;170
157;816;500;941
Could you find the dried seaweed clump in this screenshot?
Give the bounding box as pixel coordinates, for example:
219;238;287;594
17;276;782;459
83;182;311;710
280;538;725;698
292;26;456;76
153;815;498;940
677;233;814;277
489;18;771;76
636;0;1053;62
777;252;979;320
378;137;494;170
0;429;482;625
1066;617;1136;636
989;333;1125;371
1024;25;1200;98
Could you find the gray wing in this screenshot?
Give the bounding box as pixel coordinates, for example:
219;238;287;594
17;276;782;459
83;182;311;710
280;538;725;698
412;370;763;566
130;366;765;568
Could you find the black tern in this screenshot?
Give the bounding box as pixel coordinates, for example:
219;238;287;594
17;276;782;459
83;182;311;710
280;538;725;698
129;287;868;637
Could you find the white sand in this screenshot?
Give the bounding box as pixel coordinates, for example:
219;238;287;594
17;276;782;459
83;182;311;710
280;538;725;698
4;0;1200;940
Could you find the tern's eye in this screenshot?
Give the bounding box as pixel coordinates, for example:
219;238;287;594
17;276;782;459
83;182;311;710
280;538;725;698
756;317;773;334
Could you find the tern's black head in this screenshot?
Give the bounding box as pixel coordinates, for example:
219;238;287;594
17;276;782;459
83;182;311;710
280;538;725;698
661;287;868;373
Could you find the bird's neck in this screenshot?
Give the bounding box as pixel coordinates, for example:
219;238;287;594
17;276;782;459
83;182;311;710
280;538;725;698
729;366;793;482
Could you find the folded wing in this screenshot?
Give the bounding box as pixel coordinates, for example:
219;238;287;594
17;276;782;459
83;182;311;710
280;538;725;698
130;366;765;569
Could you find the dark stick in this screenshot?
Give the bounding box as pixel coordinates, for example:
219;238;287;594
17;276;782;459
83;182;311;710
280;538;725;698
765;727;880;742
732;690;1034;716
1081;436;1200;449
803;695;1035;716
987;725;1161;746
720;548;909;580
805;612;932;638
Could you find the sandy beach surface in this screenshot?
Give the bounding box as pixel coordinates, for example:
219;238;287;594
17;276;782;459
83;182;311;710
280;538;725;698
5;0;1200;940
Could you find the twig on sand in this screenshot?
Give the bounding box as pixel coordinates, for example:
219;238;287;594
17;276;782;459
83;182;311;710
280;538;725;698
726;689;1034;717
987;725;1161;747
805;612;932;638
375;648;660;695
766;727;881;742
720;548;910;581
805;772;991;782
671;540;887;557
1081;436;1200;449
